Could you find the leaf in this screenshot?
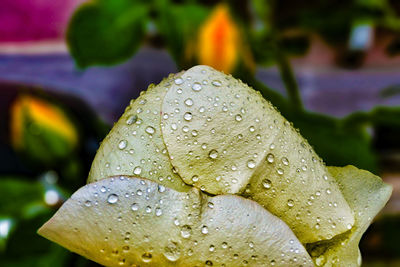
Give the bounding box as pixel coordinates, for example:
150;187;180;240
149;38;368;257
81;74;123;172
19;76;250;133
0;178;45;218
67;0;148;68
87;74;191;192
307;165;392;266
155;3;210;67
161;65;354;243
38;176;313;266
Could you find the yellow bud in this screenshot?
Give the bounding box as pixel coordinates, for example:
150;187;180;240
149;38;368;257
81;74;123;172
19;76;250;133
198;4;239;73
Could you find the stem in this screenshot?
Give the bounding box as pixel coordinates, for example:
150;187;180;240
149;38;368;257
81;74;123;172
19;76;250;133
274;42;304;111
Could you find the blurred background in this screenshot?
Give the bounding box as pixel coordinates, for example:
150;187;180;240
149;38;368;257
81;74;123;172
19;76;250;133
1;0;400;266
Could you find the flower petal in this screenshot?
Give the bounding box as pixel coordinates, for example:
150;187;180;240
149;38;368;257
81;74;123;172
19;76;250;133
161;65;353;243
38;176;313;266
87;74;190;192
307;165;392;266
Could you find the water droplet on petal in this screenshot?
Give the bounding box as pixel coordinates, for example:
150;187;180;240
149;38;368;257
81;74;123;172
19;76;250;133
247;159;256;169
181;225;192;238
145;126;155;135
287;199;294;207
118;140;127;150
212;80;222;87
155;207;162;216
208;149;218;159
141;252;153;262
174;78;183;85
131;203;139;211
107;194;118;204
201;225;209;234
184;98;193;106
126;115;137;125
235;114;242;122
184;112;193;121
266;153;275;163
133;166;142;175
192;82;202;91
262;179;272;189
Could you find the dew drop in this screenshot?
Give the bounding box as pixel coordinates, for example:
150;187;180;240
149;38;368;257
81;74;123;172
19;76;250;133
266;153;275;163
262;179;272;189
131;203;139;211
201;225;209;234
287;199;294;207
184;98;194;106
192;175;199;182
208;149;218;159
141;252;153;262
145;126;155;135
212;80;222;87
118;140;127;150
133;166;142;175
174;78;183;85
235;114;242;122
126;115;137;125
107;194;119;204
181;225;192;238
277;168;284;175
281;157;289;166
192;82;202;91
247;159;256;169
155;207;163;216
163;242;181;262
184;112;193;121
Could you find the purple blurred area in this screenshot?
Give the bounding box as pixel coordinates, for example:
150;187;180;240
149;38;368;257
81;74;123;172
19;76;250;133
0;0;83;42
0;48;177;123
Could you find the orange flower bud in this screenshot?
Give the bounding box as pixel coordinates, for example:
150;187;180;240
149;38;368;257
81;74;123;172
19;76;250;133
198;5;240;73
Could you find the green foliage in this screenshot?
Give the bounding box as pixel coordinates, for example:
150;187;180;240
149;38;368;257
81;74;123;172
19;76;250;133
67;0;148;67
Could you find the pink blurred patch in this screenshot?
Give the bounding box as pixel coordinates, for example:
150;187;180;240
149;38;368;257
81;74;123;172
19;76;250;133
0;0;85;42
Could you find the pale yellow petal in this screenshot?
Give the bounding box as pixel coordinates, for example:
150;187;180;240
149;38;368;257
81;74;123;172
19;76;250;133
307;165;392;266
161;65;353;243
38;176;313;266
87;74;190;192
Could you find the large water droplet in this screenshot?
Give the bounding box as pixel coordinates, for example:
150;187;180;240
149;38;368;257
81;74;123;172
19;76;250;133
155;207;163;216
266;153;275;163
262;179;272;189
208;149;218;159
287;199;294;207
201;225;209;234
184;98;193;106
281;157;289;166
131;203;139;211
107;194;118;204
118;140;127;150
184;112;193;121
174;78;183;85
212;80;222;87
133;166;142;175
163;242;181;262
247;159;256;169
181;225;192;238
235;114;242;122
145;126;155;135
192;82;202;91
126;115;137;125
141;252;153;262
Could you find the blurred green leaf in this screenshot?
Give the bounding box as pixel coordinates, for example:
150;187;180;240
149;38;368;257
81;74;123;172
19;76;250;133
155;2;210;67
287;111;378;173
0;178;45;218
67;0;148;67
